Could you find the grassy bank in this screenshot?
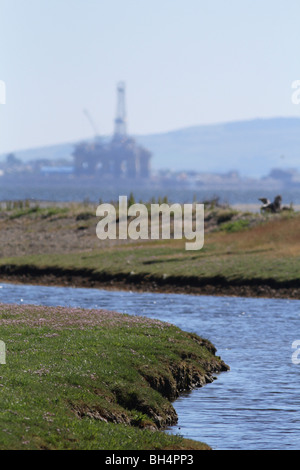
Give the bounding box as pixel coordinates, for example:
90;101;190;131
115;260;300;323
0;303;228;450
0;200;299;298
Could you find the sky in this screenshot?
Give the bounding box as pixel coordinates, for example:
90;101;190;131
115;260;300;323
1;0;300;153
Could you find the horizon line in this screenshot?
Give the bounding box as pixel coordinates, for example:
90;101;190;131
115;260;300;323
1;114;300;156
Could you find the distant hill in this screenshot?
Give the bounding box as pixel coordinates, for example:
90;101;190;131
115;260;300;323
0;142;76;164
2;117;300;177
136;117;300;177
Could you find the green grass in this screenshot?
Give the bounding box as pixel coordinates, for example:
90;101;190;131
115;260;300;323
9;206;68;220
0;304;226;450
219;219;251;233
1;224;299;284
0;203;299;287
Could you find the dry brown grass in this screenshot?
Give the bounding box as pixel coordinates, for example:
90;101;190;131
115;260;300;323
208;214;300;258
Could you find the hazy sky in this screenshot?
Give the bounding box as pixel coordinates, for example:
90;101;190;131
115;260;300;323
1;0;300;153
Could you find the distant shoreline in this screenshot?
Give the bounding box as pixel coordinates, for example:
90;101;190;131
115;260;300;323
1;266;299;300
232;203;300;213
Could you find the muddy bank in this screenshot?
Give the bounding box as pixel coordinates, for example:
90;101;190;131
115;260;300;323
0;264;299;299
71;354;229;431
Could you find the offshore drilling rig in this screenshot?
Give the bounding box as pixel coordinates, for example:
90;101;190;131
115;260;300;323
73;82;152;179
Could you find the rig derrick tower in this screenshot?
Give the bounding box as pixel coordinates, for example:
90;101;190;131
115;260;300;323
73;81;151;179
113;81;127;139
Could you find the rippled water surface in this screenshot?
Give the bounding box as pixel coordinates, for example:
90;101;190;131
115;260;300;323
0;282;299;450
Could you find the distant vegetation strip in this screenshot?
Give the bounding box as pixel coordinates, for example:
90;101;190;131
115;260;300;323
0;198;299;298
